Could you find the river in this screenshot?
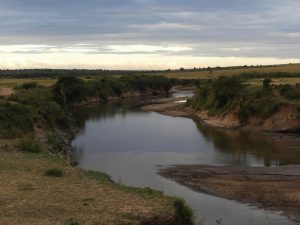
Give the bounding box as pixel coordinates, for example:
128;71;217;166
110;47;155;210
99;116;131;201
72;91;298;225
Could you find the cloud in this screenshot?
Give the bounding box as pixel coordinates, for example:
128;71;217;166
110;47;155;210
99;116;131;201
0;0;299;68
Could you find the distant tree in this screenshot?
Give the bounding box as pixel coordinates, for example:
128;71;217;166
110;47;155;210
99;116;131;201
53;76;87;105
263;78;272;89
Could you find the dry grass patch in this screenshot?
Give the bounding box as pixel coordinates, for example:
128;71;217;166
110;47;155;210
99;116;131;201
0;147;176;225
160;64;300;80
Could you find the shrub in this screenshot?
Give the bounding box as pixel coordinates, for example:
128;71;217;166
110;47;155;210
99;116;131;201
263;78;272;89
279;84;300;100
173;198;194;225
0;101;33;138
10;87;69;129
45;168;64;177
53;76;87;105
15;82;38;90
15;138;41;153
257;98;280;119
188;76;245;114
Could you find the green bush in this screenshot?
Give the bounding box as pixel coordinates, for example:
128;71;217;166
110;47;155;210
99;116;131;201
263;78;272;89
173;198;194;225
45;168;64;177
53;76;87;105
10;87;69;129
279;84;300;100
15;82;38;90
15;138;41;153
189;76;245;114
0;101;33;138
257;98;280;119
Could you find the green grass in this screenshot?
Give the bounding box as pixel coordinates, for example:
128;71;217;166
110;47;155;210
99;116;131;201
44;168;64;177
15;138;41;153
0;78;56;88
80;169;165;198
17;183;34;191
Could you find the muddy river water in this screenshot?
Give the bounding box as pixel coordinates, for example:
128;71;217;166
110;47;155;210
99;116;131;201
72;91;299;225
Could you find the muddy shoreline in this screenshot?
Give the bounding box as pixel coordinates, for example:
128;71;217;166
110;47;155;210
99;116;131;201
159;164;300;223
142;98;300;223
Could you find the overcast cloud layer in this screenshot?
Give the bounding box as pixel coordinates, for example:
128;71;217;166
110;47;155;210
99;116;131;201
0;0;299;69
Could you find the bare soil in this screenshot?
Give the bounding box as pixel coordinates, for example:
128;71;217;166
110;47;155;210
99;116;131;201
160;164;300;223
141;101;300;133
0;87;14;97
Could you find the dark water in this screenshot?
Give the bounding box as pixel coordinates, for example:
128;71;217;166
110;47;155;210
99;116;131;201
72;93;299;225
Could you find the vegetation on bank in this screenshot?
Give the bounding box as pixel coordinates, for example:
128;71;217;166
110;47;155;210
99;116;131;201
0;74;196;225
0;147;194;225
187;76;300;122
0;75;180;139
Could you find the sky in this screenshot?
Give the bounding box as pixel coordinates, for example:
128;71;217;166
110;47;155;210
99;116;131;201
0;0;299;69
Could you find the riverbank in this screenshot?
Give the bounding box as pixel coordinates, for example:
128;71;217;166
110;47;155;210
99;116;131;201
141;100;300;133
0;76;196;225
160;164;300;223
0;139;194;225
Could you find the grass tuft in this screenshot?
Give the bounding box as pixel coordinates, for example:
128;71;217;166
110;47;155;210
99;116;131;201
45;168;64;177
15;138;41;153
17;183;34;191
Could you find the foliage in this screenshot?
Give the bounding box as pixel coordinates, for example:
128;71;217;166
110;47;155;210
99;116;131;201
53;76;87;105
173;198;194;225
15;138;41;153
0;100;33;138
15;81;38;90
278;84;300;100
9;87;69;129
189;77;288;121
263;78;272;89
188;77;245;114
86;75;176;100
80;170;113;184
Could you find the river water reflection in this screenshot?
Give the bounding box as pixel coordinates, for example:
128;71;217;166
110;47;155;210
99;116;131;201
72;93;299;225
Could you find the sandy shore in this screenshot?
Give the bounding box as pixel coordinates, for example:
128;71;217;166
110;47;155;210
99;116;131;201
160;164;300;223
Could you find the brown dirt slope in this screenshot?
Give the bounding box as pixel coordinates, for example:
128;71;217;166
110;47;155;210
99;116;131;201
142;101;300;132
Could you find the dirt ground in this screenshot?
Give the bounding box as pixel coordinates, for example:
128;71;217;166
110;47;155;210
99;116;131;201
142;100;300;133
160;164;300;223
0;141;177;225
0;87;14;97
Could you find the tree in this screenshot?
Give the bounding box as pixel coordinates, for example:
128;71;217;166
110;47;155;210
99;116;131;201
263;78;272;89
53;76;87;105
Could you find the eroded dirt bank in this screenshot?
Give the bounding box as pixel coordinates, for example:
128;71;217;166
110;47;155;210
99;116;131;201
160;164;300;223
141;100;300;133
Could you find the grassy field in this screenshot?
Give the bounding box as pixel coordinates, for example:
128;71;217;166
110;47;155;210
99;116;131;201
247;77;300;86
0;141;180;225
0;78;56;88
159;64;300;80
0;64;300;96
